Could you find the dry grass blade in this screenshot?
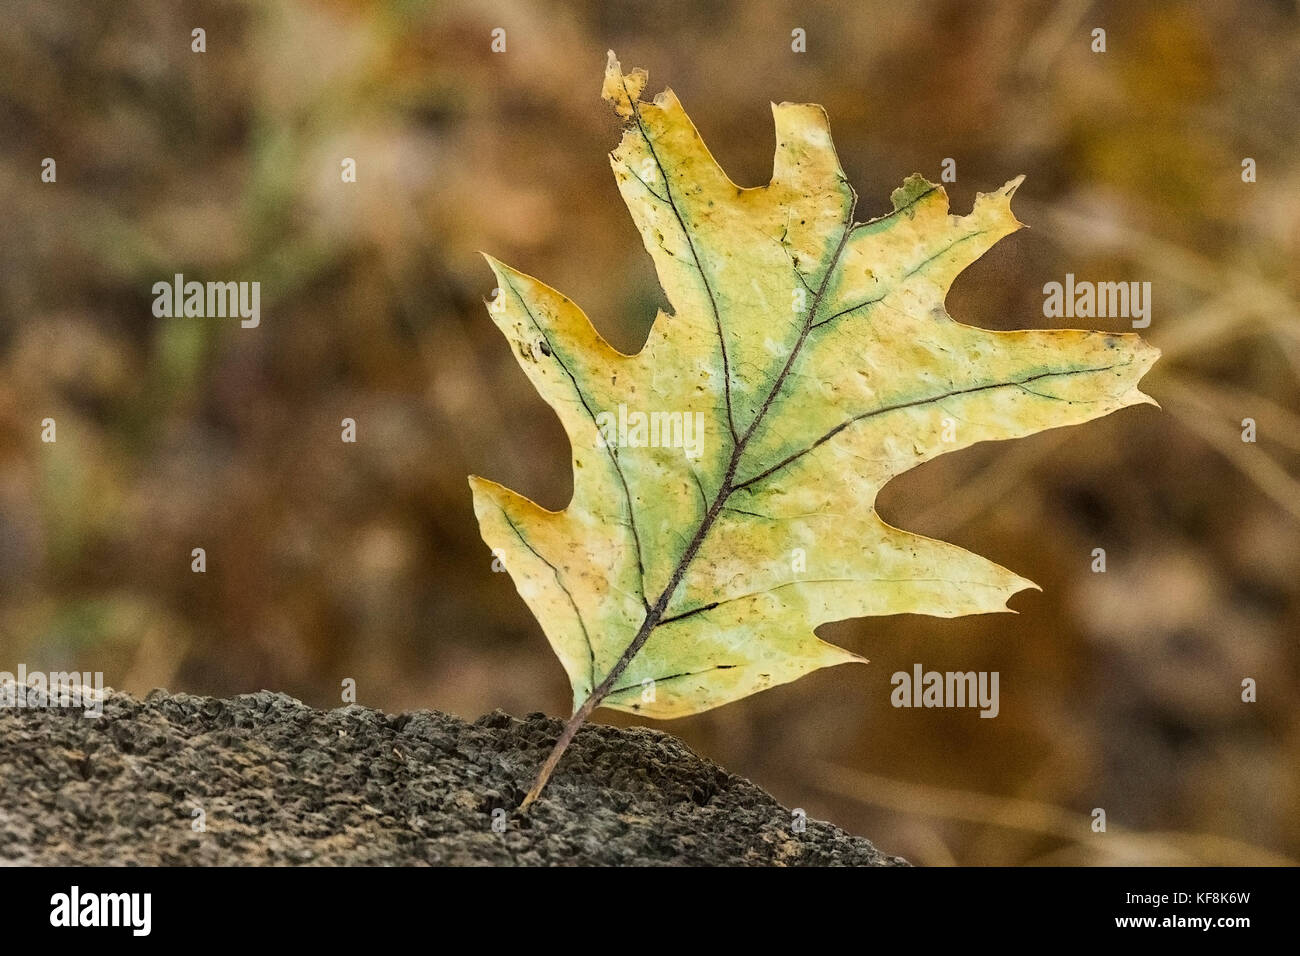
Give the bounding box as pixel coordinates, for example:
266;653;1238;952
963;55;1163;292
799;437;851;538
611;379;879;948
815;763;1299;866
1160;377;1300;521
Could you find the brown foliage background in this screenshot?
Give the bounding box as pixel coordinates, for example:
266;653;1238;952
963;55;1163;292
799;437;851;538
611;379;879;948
2;0;1298;864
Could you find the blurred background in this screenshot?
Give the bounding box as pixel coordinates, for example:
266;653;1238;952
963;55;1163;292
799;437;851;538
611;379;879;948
2;0;1298;865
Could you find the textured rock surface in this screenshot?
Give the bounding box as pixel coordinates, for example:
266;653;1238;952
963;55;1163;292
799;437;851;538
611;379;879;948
0;685;905;866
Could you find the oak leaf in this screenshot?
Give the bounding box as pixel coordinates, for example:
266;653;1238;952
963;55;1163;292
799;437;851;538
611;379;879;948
470;53;1158;805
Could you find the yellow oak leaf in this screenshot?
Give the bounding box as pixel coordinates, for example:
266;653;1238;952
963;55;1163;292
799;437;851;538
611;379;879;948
470;53;1158;805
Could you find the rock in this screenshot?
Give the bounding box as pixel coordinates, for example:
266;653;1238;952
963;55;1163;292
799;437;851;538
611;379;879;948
0;684;905;866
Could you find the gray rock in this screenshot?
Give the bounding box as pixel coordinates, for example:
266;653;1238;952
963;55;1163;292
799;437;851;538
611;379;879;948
0;686;906;866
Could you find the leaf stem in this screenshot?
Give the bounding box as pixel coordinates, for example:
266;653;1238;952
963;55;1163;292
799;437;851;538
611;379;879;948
518;617;654;810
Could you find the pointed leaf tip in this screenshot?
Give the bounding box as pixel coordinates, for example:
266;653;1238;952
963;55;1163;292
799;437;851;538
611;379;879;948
890;173;941;211
602;51;647;119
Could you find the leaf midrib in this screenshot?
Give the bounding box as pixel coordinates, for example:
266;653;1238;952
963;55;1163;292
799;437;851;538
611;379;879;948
595;149;864;689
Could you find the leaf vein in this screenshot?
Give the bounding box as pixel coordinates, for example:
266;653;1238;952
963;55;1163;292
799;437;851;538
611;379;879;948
733;361;1130;491
498;506;597;691
501;273;650;609
622;77;739;444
